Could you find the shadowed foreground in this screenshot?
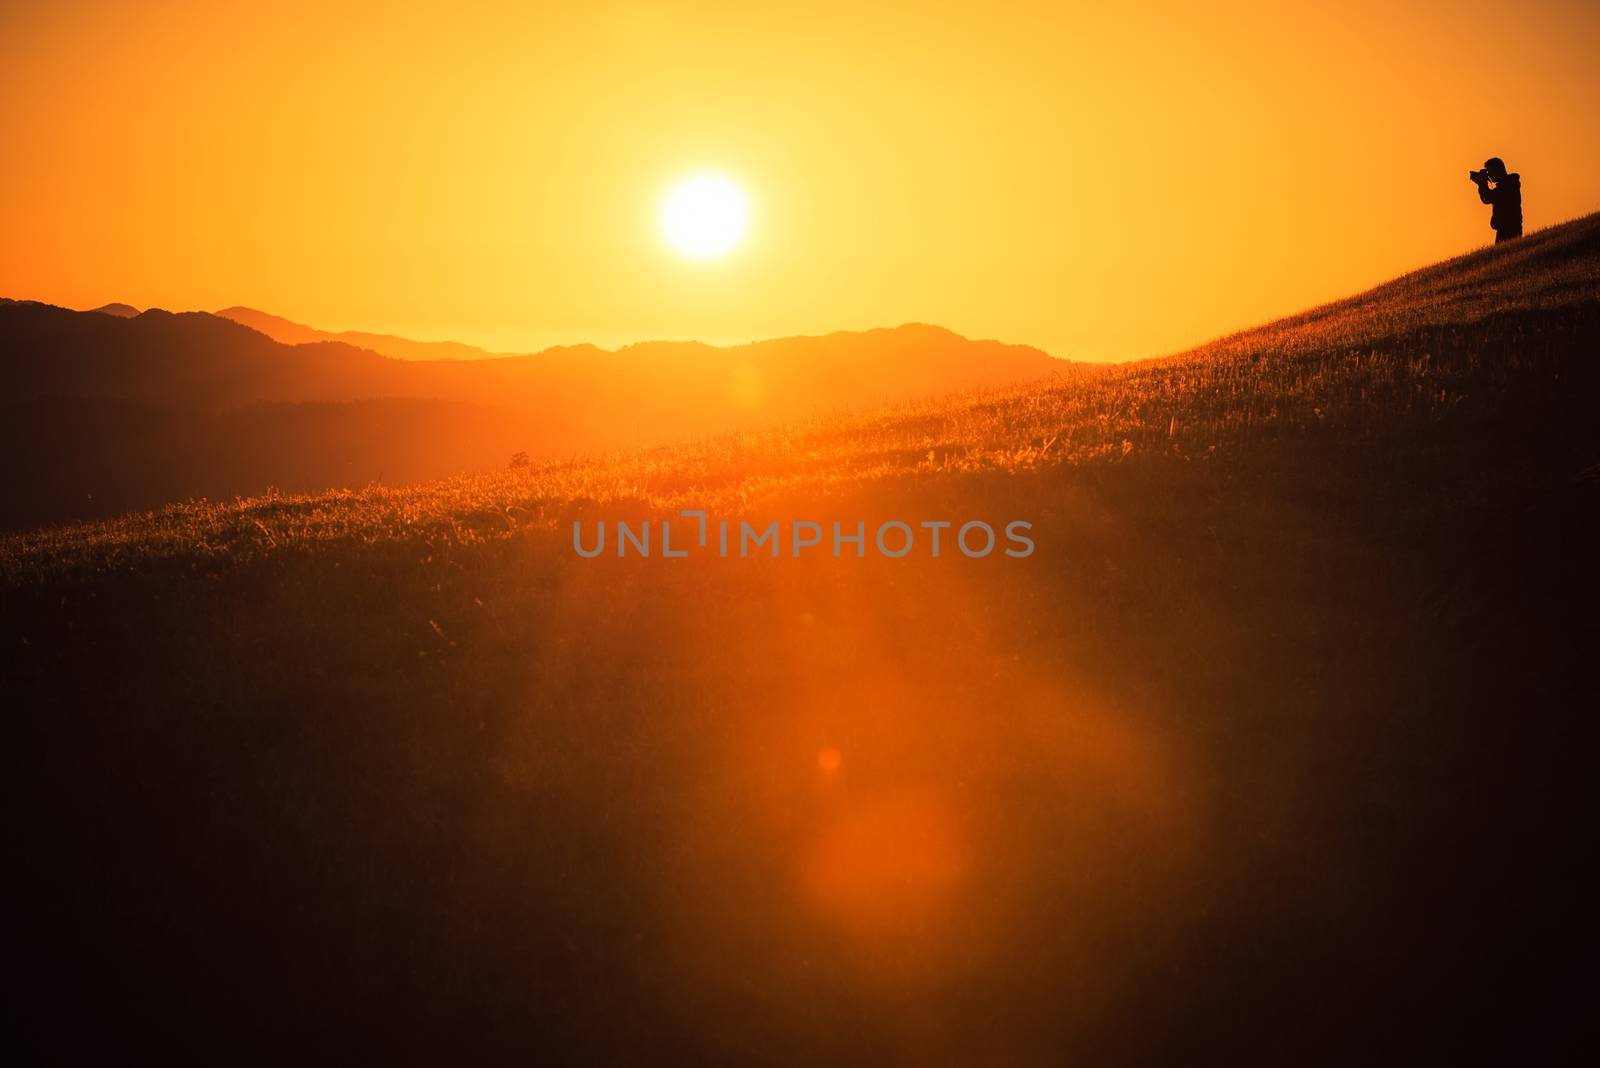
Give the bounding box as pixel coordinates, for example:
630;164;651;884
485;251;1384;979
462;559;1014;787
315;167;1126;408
5;217;1599;1064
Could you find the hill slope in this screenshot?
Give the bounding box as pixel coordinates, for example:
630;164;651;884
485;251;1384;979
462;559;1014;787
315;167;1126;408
4;215;1597;1065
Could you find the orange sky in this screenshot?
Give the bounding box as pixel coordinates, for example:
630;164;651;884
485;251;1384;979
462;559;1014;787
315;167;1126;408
3;0;1598;361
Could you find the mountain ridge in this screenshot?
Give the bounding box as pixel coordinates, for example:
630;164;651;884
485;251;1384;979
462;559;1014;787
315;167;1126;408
214;306;514;361
216;305;1046;367
0;306;1063;527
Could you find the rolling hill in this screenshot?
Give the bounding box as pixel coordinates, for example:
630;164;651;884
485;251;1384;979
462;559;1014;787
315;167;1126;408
4;215;1597;1065
0;308;1061;527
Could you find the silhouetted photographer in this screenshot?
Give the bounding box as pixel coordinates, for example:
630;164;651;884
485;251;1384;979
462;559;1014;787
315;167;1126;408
1470;157;1522;243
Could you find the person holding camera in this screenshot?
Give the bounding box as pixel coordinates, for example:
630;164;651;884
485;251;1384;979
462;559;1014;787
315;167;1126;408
1470;157;1522;243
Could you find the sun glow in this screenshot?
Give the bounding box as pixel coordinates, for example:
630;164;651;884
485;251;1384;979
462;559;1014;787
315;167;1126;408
661;174;750;261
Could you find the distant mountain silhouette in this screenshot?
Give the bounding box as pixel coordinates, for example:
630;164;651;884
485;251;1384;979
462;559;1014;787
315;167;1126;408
215;306;514;361
87;302;140;318
0;305;1060;526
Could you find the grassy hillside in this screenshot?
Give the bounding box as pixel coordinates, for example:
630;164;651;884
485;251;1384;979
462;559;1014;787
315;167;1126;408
5;216;1598;1065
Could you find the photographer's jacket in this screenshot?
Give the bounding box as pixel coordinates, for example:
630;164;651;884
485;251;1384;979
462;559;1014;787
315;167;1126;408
1479;173;1522;237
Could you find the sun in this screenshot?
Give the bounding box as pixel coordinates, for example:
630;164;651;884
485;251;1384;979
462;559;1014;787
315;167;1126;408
661;174;750;260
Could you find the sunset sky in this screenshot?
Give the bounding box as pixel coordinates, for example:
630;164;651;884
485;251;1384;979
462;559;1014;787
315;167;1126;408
3;0;1597;361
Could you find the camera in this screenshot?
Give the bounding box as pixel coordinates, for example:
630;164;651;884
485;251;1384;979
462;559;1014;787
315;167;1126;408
1469;169;1487;182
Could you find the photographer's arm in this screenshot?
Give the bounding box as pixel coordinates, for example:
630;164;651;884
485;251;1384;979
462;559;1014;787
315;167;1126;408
1474;176;1495;205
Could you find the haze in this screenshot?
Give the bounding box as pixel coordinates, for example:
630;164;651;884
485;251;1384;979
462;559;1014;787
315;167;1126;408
3;0;1597;360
